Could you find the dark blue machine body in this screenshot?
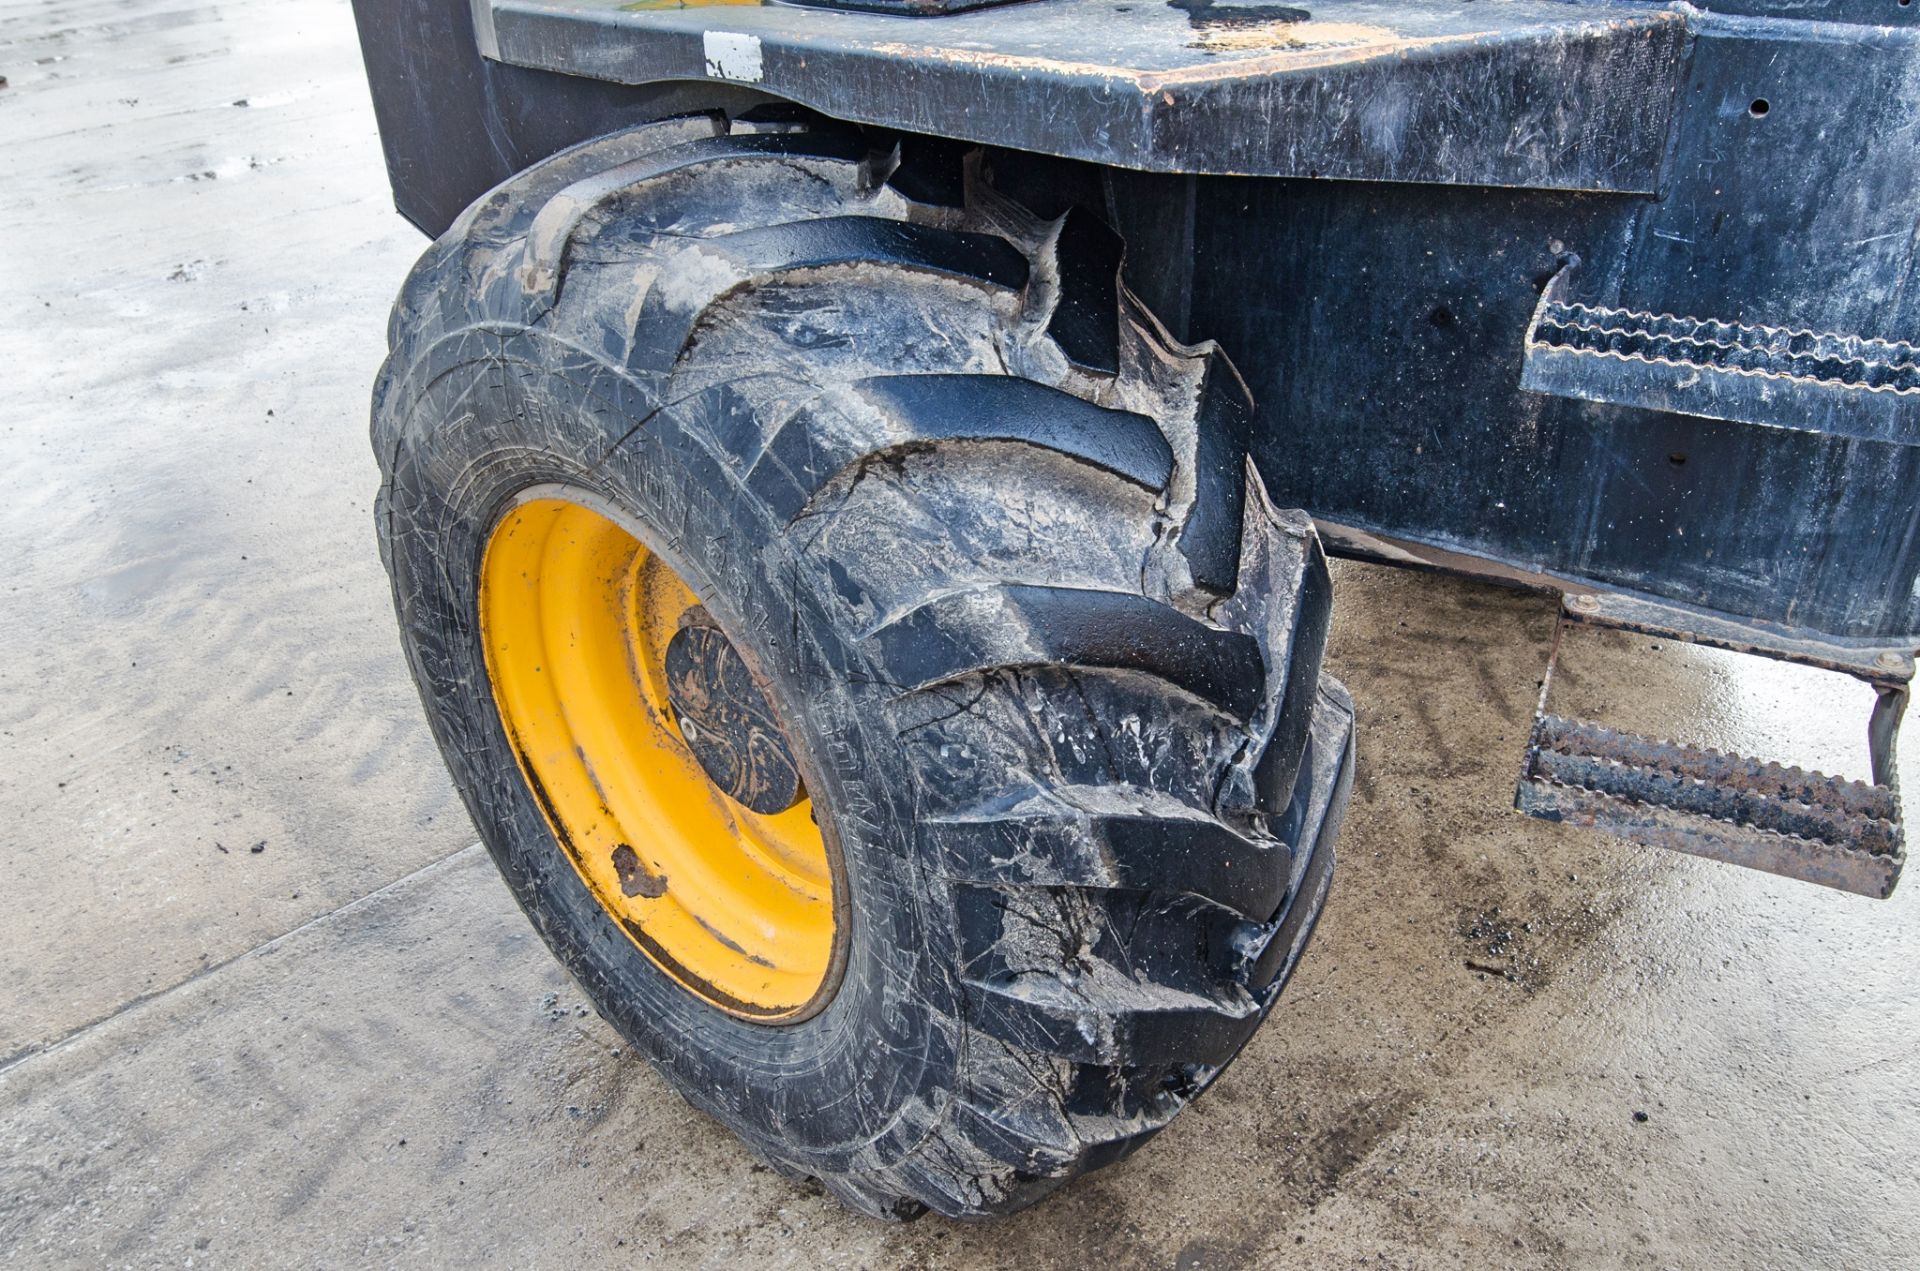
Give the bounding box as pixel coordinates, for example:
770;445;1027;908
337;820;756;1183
350;0;1920;644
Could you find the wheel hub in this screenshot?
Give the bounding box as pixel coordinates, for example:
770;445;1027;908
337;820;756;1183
663;611;806;816
477;495;839;1020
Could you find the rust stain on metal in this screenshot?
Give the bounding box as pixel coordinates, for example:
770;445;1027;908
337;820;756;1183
611;843;668;898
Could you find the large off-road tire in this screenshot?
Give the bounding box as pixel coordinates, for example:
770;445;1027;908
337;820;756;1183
372;111;1355;1219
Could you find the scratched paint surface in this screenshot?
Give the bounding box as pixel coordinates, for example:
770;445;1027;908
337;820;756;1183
484;0;1688;190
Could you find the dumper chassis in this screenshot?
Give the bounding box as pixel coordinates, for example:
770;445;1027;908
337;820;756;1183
354;0;1916;1218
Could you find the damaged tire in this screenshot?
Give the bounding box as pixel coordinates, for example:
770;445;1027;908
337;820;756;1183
372;112;1355;1219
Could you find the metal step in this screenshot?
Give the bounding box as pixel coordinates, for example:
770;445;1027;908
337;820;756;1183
1519;264;1920;447
1515;589;1911;898
1517;714;1905;899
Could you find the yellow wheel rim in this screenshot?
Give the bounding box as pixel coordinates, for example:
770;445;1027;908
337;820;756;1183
479;495;839;1020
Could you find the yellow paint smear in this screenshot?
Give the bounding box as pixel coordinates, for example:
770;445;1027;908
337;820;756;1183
1188;19;1395;54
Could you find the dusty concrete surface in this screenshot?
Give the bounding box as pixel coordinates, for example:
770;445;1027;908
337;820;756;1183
1;1;1916;1267
0;0;461;1066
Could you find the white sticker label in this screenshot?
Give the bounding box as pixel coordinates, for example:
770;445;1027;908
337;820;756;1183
703;31;764;83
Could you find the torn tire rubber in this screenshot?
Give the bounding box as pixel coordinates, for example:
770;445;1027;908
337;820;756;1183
371;112;1356;1219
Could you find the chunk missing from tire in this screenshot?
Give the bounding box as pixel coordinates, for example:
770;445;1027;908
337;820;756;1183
373;112;1356;1219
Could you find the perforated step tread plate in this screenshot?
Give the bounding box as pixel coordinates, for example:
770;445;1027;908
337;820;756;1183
1517;714;1905;899
1522;289;1920;447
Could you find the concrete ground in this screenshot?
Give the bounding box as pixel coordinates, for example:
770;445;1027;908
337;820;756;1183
2;0;1916;1266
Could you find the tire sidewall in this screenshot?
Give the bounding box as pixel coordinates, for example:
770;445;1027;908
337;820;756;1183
380;328;959;1173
